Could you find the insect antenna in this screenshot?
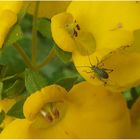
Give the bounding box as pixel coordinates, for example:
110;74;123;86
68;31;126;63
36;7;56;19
95;56;100;66
76;66;91;68
86;51;93;66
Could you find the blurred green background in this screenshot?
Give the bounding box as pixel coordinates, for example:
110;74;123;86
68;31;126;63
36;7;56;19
0;13;83;84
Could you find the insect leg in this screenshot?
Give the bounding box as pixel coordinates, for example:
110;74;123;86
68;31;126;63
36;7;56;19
87;53;93;66
96;56;105;67
98;61;104;67
96;56;100;66
103;81;107;86
103;68;113;73
98;77;107;86
90;75;95;79
76;66;91;68
83;70;93;73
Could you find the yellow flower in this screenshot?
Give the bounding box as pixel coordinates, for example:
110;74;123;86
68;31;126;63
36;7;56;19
23;84;68;123
0;98;16;131
0;82;131;138
0;119;31;138
0;98;15;113
51;2;140;91
0;1;69;48
0;1;23;48
129;95;140;138
26;1;70;19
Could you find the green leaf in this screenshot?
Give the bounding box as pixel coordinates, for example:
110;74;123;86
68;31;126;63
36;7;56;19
18;9;27;23
123;90;132;101
55;76;78;91
135;86;140;95
2;74;17;82
4;79;25;98
7;98;26;118
0;110;5;125
0;64;8;80
37;19;52;39
123;87;140;109
54;44;72;63
131;88;139;100
6;25;23;46
18;2;30;24
25;69;48;94
0;82;3;100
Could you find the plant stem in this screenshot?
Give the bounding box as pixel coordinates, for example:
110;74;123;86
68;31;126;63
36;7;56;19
31;1;40;66
13;43;33;69
35;48;56;70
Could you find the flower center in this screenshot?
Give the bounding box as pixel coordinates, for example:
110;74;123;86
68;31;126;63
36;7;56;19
30;101;67;129
65;20;80;38
40;102;60;122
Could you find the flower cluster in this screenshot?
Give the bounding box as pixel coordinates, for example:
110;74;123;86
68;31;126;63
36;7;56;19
0;1;140;139
52;2;140;91
0;82;131;138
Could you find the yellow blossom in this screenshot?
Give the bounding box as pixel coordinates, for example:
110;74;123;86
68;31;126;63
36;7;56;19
0;1;23;48
23;84;68;122
0;98;15;113
0;98;16;131
51;2;140;91
129;95;140;138
0;82;130;138
26;1;70;19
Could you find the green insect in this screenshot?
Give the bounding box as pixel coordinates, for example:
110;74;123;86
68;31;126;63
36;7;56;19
77;55;113;85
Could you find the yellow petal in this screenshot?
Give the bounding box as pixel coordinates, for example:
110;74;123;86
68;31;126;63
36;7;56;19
0;1;22;13
0;98;15;113
27;1;70;19
0;10;17;48
23;84;67;121
130;96;140;123
51;12;76;52
0;82;131;138
51;2;140;91
128;95;140;138
64;82;131;138
0;98;16;131
0;1;23;48
0;119;31;139
51;12;96;54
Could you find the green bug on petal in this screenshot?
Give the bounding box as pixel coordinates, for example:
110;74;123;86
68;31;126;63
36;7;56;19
77;54;113;85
